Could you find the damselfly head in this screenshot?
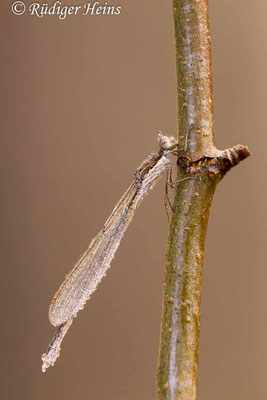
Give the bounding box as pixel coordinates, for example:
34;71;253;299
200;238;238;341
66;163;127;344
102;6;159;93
158;132;177;151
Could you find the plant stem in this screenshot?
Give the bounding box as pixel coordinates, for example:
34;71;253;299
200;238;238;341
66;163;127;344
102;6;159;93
156;1;251;399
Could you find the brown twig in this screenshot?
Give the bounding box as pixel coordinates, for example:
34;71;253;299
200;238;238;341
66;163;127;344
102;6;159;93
156;1;251;399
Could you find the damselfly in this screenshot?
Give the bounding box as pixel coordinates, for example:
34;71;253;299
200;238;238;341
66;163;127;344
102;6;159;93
41;134;178;372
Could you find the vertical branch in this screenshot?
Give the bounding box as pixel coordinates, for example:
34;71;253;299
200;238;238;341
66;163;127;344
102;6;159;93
173;0;217;158
156;1;250;399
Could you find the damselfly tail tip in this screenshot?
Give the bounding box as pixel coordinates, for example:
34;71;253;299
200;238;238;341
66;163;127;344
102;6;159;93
41;345;60;372
41;319;73;373
41;352;55;373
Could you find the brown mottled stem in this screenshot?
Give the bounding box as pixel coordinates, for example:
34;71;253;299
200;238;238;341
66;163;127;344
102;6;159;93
156;1;251;399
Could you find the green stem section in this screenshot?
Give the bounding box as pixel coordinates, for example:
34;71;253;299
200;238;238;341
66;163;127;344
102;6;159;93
156;0;251;399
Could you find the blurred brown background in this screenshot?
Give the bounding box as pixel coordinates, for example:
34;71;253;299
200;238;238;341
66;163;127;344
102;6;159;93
0;0;265;399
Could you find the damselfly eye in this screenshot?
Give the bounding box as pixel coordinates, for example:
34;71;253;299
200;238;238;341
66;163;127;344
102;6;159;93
158;133;177;150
